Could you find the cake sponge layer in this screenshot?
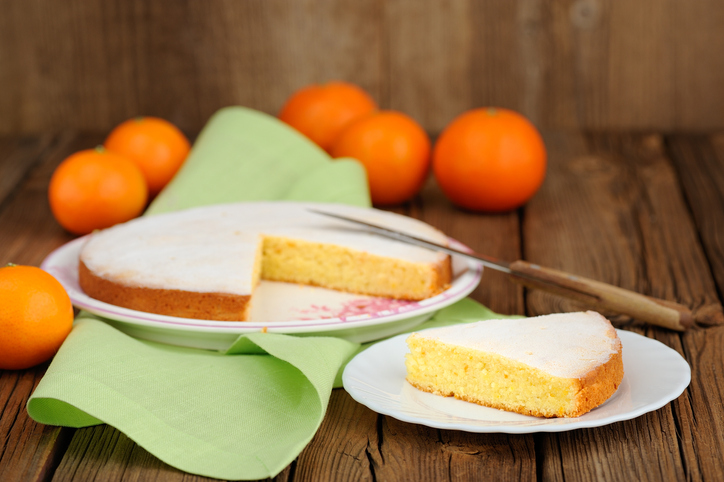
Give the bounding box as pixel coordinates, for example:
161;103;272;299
262;236;450;300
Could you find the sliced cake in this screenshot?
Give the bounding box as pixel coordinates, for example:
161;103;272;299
405;311;623;418
78;201;452;321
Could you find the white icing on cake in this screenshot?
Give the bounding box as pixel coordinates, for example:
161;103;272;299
80;201;449;295
414;311;620;379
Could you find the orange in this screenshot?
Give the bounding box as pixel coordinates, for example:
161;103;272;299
48;147;148;235
433;107;547;212
279;81;377;153
330;111;431;206
0;265;74;370
105;117;191;196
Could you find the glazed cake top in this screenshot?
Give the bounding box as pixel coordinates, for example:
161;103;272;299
79;201;450;295
411;311;622;379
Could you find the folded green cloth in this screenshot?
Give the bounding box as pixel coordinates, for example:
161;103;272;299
27;107;510;480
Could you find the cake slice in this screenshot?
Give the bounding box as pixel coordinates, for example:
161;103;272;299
405;311;623;418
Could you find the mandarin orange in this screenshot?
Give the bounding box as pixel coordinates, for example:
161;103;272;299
279;81;377;153
48;147;148;235
330;111;431;206
105;117;191;196
433;108;546;212
0;265;74;370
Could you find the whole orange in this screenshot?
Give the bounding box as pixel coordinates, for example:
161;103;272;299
105;117;191;196
48;147;148;235
433;108;547;212
279;81;377;153
0;265;74;370
330;111;431;206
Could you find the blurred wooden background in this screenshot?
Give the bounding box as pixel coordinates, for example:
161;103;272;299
2;0;723;136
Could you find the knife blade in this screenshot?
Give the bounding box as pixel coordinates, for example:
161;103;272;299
308;208;693;331
308;208;514;274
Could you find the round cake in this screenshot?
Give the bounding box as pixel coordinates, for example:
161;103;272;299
78;201;452;321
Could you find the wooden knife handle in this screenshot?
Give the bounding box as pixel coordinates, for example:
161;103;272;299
508;260;694;331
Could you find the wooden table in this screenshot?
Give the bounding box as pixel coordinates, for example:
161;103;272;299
1;131;723;481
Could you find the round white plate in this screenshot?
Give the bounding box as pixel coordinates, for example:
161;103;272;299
41;236;482;349
343;329;691;433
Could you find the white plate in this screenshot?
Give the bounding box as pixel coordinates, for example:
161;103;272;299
343;329;691;433
41;236;482;349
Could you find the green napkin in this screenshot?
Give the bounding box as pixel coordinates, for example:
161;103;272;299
147;106;370;214
27;107;509;480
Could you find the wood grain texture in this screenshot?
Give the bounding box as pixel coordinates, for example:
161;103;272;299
523;132;724;481
386;0;473;132
587;134;720;320
0;366;72;482
371;417;535;481
0;135;56;209
52;425;188;482
54;425;295;482
659;134;724;481
293;390;378;481
667;135;724;308
0;132;89;267
4;1;724;134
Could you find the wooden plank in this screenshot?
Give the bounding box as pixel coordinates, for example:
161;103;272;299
662;134;724;481
671;3;724;130
51;425;184;482
587;134;724;480
4;1;724;134
0;367;72;482
0;132;90;267
54;425;294;481
521;132;696;480
293;390;377;481
0;135;57;209
0;0;22;133
561;0;677;129
370;417;535;481
385;0;474;132
469;1;525;118
190;0;384;122
586;134;721;323
666;134;724;310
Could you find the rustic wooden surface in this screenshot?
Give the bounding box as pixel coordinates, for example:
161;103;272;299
1;131;723;481
3;0;724;135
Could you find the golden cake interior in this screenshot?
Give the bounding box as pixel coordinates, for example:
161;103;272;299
261;235;449;300
405;334;623;418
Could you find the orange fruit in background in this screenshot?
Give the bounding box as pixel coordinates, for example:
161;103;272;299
105;116;191;196
279;81;377;153
0;265;74;370
331;110;431;206
433;107;546;212
48;147;148;235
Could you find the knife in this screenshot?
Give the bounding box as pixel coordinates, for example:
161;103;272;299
309;209;693;331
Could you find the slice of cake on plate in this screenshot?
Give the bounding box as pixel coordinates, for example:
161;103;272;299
78;201;452;321
405;311;623;418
